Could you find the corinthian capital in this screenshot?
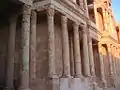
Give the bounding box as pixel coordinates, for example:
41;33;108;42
47;8;55;17
61;15;67;23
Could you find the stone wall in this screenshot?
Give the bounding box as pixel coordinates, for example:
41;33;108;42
0;26;9;88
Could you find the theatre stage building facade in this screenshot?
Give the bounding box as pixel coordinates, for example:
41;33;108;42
0;0;120;90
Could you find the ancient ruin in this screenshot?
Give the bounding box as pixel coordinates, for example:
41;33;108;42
0;0;120;90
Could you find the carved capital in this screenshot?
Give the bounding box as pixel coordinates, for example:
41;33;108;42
73;22;79;27
80;24;86;34
61;15;67;23
22;4;31;15
31;11;37;18
73;22;79;30
47;8;55;17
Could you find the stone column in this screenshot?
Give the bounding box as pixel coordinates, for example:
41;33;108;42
115;48;118;77
69;35;75;76
98;44;106;86
113;46;117;77
19;5;31;90
5;15;17;90
107;44;114;76
79;0;84;9
83;0;89;17
102;9;107;31
88;37;95;77
81;24;90;76
61;15;70;77
94;2;99;30
47;8;56;78
73;22;82;78
30;11;37;81
109;14;113;33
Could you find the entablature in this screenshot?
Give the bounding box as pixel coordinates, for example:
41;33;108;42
89;20;102;41
33;0;88;24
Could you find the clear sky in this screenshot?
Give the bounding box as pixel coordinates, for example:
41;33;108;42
112;0;120;23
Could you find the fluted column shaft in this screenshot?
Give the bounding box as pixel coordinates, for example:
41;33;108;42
73;22;82;77
61;15;70;77
47;8;56;77
30;11;37;80
82;25;90;76
19;4;31;90
5;15;17;90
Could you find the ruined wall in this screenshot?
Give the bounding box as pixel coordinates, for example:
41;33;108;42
31;14;63;90
31;14;49;90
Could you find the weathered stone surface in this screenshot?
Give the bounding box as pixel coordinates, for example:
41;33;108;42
1;0;120;90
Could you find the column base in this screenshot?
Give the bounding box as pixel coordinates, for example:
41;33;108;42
108;75;115;87
101;80;107;89
93;82;97;90
47;75;59;90
61;75;71;78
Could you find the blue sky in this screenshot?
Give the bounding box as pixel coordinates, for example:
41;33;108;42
112;0;120;23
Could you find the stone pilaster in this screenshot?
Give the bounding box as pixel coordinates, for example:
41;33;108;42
5;15;17;90
73;22;82;78
47;8;56;78
19;4;31;90
81;24;90;77
61;15;70;77
30;11;37;81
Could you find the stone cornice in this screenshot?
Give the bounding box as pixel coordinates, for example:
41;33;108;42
88;21;102;40
100;35;119;45
32;0;89;24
